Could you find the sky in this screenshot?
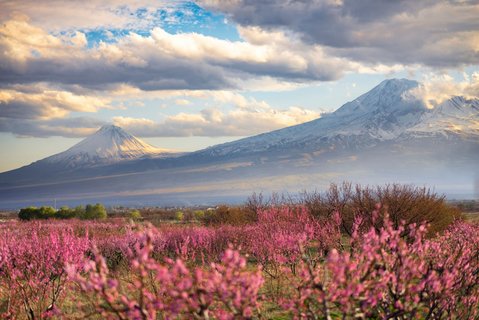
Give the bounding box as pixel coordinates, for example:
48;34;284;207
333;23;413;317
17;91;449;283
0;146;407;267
0;0;478;172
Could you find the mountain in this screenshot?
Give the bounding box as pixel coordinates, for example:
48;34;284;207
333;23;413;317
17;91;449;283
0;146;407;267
42;125;173;168
0;79;477;208
193;79;478;157
0;125;176;186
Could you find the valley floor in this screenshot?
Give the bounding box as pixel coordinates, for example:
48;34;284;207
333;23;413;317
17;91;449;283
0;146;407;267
1;194;478;319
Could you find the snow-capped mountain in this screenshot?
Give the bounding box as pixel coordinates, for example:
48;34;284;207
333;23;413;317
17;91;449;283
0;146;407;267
42;125;172;168
0;79;477;208
195;79;479;157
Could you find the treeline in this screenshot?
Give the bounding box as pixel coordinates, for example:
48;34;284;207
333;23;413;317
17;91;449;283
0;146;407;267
18;203;107;221
16;183;463;233
105;183;462;236
203;183;462;235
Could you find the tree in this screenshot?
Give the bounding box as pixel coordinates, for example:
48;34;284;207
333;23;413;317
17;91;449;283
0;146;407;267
175;211;184;222
129;209;142;221
18;206;56;220
81;203;107;220
18;207;39;221
73;205;85;218
56;206;76;219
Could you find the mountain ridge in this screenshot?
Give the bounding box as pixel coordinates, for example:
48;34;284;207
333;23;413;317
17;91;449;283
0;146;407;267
193;78;479;158
0;78;477;207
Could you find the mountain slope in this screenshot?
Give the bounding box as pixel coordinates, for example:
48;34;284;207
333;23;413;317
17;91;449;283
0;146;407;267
193;79;479;158
404;96;479;139
0;125;176;186
41;125;172;168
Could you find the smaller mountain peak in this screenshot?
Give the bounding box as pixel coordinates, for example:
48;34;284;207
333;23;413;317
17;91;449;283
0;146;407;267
42;124;172;167
379;78;418;85
94;125;133;139
98;124;123;132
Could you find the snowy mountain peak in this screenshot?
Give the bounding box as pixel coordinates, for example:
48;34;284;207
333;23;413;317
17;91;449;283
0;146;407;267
334;78;421;117
98;124;123;132
42;125;172;168
196;78;479;157
377;78;419;91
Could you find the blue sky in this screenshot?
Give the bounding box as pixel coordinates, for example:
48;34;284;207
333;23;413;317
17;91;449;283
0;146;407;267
0;0;478;172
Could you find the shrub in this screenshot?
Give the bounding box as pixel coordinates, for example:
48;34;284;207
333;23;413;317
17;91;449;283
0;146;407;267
285;213;479;319
72;205;85;218
193;210;205;220
2;208;479;318
129;209;142;221
18;206;39;221
18;206;56;220
299;182;461;235
175;211;184;222
18;204;108;220
68;228;263;319
56;206;76;219
0;223;89;318
80;203;107;220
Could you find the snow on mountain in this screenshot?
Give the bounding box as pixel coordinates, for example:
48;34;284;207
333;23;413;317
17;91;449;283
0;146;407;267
404;96;479;138
333;78;421;118
42;125;173;168
196;79;479;157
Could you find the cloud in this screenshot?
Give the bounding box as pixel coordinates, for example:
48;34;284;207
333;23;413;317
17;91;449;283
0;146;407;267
3;1;477;141
0;82;112;137
0;117;106;137
113;99;320;137
0;17;349;92
0;1;179;31
409;72;479;108
175;99;191;106
0;85;320;138
200;0;479;68
0;84;111;120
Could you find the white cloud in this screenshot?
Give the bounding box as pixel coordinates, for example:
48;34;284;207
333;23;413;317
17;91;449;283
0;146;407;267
0;81;321;138
0;116;106;137
0;16;352;92
0;85;111;120
175;99;191;106
0;0;178;31
113;96;321;137
3;0;478;141
409;72;479;109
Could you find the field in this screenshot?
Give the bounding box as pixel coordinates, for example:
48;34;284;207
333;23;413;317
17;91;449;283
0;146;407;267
0;185;478;319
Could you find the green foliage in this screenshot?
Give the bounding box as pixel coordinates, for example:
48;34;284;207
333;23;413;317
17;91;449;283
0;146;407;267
38;206;56;219
81;203;107;220
18;206;56;220
18;203;107;220
56;206;76;219
193;210;205;220
129;209;142;220
18;206;40;221
175;211;184;221
73;205;85;217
